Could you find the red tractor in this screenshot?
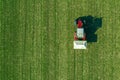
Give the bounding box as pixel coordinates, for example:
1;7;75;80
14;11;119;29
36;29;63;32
73;19;87;49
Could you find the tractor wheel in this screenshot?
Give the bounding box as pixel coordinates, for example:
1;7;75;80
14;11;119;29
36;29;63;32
82;34;86;40
74;32;78;40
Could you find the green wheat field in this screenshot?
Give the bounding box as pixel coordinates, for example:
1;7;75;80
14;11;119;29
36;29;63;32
0;0;120;80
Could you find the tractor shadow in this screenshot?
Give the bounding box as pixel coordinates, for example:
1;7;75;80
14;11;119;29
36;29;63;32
77;15;102;42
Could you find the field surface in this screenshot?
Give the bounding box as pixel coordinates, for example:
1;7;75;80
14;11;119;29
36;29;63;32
0;0;120;80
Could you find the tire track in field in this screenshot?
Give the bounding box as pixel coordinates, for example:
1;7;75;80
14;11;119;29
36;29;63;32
47;0;56;79
21;1;33;80
0;1;7;79
73;0;78;80
40;0;43;80
0;1;5;80
30;0;35;79
18;0;27;80
10;1;21;79
20;0;42;80
54;0;60;79
66;0;76;80
66;1;76;80
31;0;43;80
41;0;50;80
19;0;28;80
57;1;68;80
48;0;60;80
19;0;30;79
0;1;18;80
28;0;38;80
